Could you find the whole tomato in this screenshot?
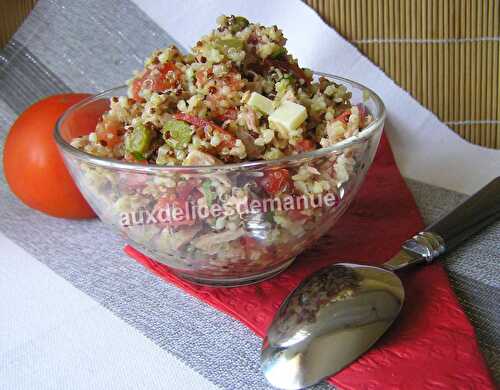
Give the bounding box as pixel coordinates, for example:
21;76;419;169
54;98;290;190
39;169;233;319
3;94;96;219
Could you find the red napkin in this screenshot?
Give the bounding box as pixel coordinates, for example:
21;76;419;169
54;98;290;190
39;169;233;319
125;134;495;389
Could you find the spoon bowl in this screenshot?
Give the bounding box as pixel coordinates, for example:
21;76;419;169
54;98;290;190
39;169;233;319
261;263;404;389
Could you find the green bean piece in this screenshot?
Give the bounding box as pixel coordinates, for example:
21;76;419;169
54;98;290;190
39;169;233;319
125;124;153;154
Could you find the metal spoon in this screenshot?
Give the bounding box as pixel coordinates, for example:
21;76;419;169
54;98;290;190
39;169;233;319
261;177;500;389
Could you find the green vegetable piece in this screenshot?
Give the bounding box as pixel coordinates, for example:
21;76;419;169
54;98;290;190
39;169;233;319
125;124;153;154
201;180;216;207
229;16;249;33
264;211;274;223
270;47;287;59
362;89;370;102
131;151;146;161
163;119;193;149
215;38;244;51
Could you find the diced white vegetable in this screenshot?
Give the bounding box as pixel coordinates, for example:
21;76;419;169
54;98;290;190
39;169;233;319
269;101;307;132
183;150;222;166
247;92;274;115
192;228;245;254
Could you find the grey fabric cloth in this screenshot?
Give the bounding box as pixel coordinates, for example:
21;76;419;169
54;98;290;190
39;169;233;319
0;0;498;387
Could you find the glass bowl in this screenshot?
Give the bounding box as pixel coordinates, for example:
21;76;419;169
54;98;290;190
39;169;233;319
55;74;385;286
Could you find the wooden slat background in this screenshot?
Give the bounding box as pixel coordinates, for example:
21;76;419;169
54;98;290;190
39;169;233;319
306;0;500;149
0;0;37;48
1;0;499;148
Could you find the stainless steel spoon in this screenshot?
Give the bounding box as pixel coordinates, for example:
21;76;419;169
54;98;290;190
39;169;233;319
261;177;500;389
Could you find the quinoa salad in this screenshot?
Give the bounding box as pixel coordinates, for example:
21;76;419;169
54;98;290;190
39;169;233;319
69;15;376;280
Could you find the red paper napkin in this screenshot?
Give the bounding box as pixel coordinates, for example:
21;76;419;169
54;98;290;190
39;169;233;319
125;134;495;389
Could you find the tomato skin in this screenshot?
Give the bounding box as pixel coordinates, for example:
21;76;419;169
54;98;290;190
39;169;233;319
3;94;96;219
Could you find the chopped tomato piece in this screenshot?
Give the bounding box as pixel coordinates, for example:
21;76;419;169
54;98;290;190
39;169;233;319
131;78;143;102
241;236;258;249
131;62;180;101
334;110;351;124
295;139;316;153
260;168;291;195
176;178;200;202
215;107;238;123
288;209;308;221
96;119;123;147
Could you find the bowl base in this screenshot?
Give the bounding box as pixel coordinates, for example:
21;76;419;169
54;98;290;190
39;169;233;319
173;257;296;287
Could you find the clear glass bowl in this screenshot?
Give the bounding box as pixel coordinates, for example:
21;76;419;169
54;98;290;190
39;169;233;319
55;74;385;286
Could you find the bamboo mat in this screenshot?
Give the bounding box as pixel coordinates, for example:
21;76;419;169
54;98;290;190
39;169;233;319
1;0;499;148
307;0;500;149
0;0;37;48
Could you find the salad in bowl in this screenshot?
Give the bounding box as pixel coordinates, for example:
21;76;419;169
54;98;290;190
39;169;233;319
56;15;385;285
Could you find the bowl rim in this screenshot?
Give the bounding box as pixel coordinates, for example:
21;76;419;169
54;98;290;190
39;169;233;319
54;72;386;173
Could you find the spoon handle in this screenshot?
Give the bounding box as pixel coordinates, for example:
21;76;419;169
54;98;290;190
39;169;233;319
425;177;500;253
390;177;500;268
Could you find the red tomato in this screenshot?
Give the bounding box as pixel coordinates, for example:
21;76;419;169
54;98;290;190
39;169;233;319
295;139;316;153
95;118;124;147
131;62;180;101
260;168;291;195
3;94;96;219
176;178;200;202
